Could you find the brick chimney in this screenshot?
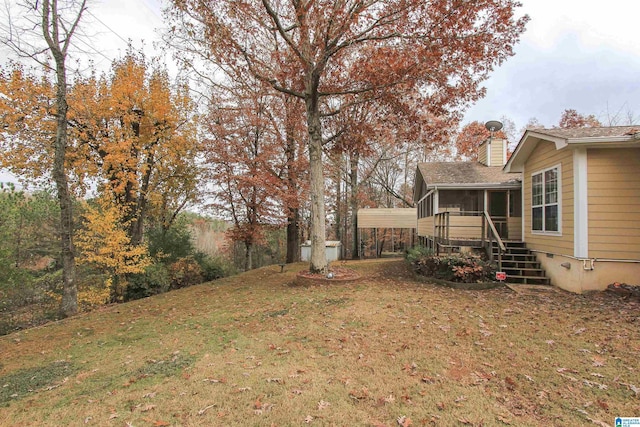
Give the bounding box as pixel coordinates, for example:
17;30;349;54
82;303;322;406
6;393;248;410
478;137;507;167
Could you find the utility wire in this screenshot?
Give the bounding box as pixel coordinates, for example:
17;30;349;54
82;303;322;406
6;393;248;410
86;9;130;45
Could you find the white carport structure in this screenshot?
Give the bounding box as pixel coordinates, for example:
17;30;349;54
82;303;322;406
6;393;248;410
356;208;417;258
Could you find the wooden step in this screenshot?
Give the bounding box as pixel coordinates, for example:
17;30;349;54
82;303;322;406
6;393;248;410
488;241;551;286
506;275;551;285
504;247;530;254
502;261;542;268
493;241;526;248
500;254;538;261
503;267;546;275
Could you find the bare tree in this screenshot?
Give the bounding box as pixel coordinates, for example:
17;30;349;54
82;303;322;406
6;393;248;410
600;102;639;126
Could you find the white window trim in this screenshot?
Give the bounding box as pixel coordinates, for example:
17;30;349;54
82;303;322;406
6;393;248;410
531;163;562;236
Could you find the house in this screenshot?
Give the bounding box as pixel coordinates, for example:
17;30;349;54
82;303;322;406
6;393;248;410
414;125;640;292
504;126;640;293
414;137;522;251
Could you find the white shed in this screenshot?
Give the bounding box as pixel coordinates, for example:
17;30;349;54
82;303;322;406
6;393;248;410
300;240;342;262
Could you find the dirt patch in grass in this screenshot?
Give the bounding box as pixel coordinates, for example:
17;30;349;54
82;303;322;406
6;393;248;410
0;259;639;426
135;353;195;378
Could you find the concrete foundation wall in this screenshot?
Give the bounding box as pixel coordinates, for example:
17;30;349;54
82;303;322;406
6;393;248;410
535;252;640;293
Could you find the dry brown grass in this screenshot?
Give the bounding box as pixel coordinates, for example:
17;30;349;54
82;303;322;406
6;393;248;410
1;259;638;426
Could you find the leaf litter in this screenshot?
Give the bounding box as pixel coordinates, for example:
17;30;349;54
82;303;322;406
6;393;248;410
1;260;639;426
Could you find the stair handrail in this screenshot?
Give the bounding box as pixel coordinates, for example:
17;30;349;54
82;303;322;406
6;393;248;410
483;210;505;271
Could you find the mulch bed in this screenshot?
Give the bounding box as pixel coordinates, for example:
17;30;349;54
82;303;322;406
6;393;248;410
294;267;361;286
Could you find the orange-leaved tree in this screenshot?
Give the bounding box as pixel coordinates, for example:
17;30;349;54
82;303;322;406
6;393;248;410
455;121;508;161
558;109;601;128
166;0;529;273
0;65;57;184
204;81;289;270
68;50;201;244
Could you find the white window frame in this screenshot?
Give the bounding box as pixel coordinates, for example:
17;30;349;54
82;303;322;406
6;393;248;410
531;164;562;236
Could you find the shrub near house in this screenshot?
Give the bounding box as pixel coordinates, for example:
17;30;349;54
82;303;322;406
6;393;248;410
407;247;496;283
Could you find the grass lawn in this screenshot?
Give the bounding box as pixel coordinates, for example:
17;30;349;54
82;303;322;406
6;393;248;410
1;259;638;426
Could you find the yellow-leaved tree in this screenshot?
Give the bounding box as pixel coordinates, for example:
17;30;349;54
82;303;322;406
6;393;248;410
75;197;150;302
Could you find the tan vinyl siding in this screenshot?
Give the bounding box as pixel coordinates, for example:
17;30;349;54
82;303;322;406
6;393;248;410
358;208;417;229
448;216;483;239
478;142;488;165
587;148;640;259
523;140;573;256
490;139;506;167
417;215;482;239
507;217;522;240
417;216;434;237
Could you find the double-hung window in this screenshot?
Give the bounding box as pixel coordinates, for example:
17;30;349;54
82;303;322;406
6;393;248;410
531;166;560;233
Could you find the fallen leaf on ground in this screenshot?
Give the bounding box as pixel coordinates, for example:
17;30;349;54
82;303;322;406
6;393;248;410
198;404;216;415
397;415;412;426
497;414;512;424
317;399;330;410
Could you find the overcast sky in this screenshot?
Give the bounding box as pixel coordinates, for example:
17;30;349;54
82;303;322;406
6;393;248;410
464;0;640;131
2;0;640;185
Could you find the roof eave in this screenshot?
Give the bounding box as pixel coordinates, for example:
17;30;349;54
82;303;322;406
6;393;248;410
505;133;640;173
505;130;569;173
566;136;640;147
426;182;521;190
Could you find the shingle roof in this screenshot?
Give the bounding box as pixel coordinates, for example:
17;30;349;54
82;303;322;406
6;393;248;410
417;162;520;187
530;126;640;140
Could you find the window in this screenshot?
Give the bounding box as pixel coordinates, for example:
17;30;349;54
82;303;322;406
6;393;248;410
418;193;433;218
531;166;560;233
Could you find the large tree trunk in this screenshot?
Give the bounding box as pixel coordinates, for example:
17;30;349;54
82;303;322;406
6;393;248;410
52;55;77;317
305;93;327;274
39;0;87;317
